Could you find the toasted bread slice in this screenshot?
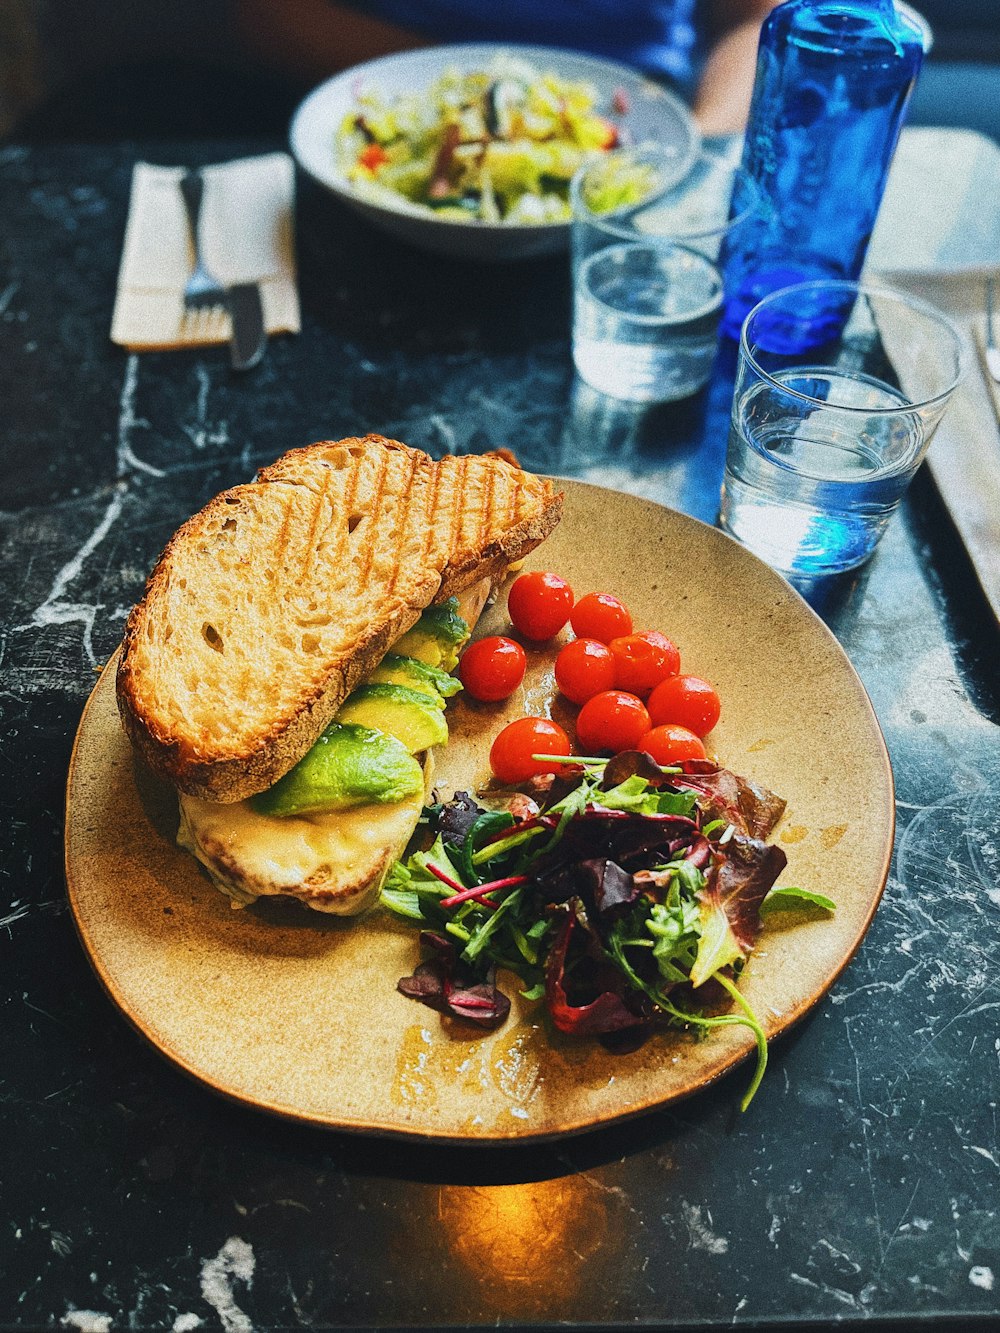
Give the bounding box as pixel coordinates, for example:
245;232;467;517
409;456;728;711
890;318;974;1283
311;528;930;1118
117;436;562;802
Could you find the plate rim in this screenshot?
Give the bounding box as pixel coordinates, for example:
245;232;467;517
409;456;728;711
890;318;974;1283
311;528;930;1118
64;482;895;1143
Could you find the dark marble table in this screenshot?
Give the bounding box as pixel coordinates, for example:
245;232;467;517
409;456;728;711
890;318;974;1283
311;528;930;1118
2;137;999;1333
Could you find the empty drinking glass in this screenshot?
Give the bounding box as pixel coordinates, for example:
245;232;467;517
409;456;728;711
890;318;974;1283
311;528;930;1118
719;279;966;579
570;147;762;403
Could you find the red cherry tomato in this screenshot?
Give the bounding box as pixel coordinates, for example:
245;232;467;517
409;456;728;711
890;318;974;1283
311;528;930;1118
639;724;707;765
458;636;527;702
507;571;574;641
608;631;681;697
490;716;572;784
575;690;651;755
554;638;616;705
569;592;633;643
647;674;721;737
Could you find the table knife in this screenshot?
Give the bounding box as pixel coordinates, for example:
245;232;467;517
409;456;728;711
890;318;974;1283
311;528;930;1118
227;282;266;371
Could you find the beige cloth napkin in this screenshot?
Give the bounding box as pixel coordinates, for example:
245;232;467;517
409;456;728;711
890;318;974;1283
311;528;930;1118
875;268;1000;625
110;153;300;351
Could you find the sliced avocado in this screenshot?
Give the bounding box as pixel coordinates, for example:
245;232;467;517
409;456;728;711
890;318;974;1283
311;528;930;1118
336;683;448;753
369;652;461;706
391;597;470;670
251;723;423;818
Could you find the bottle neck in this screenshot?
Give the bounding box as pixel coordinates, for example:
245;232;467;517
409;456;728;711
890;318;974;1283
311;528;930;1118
774;0;921;58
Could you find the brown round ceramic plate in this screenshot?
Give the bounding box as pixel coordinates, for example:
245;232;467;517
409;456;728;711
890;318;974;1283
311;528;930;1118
65;480;893;1141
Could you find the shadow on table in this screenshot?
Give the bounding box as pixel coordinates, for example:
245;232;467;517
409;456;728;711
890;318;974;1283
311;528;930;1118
128;1003;824;1187
295;175;573;359
905;465;1000;723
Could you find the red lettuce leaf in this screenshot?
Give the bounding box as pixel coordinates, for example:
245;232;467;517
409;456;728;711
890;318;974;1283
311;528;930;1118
531;810;695;882
437;791;487;847
707;833;788;954
576;857;640;917
397;931;510;1029
544;910;647;1036
601;750;676;788
690;834;789;987
674;760;787;839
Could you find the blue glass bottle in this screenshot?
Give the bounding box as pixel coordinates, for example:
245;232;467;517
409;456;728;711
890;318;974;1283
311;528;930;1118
719;0;924;346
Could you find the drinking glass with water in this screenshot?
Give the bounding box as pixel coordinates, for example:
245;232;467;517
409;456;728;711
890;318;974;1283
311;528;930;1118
719;280;965;579
570;148;762;403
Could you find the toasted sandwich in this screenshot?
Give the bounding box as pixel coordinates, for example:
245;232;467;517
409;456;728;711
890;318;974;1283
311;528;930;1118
117;434;562;914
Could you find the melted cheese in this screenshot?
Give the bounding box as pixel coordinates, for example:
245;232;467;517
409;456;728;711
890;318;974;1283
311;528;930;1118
451;577;493;633
175;577;493;915
178;774;428;915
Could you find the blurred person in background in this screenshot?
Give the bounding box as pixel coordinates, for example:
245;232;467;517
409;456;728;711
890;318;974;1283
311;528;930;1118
0;0;778;139
229;0;782;135
3;0;997;142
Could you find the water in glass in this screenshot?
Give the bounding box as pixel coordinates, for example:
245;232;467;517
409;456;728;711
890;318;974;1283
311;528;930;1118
720;368;921;577
573;243;722;402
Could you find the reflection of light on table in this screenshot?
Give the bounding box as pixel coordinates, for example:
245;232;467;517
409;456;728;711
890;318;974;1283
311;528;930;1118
437;1177;608;1313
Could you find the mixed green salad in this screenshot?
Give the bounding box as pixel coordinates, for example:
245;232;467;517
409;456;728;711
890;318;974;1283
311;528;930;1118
383;750;834;1109
337;56;634;225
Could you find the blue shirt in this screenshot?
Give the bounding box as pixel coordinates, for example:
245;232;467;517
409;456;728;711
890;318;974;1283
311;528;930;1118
353;0;703;92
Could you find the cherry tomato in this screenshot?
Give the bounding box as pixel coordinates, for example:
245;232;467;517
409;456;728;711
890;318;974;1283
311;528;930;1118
490;716;572;784
575;690;651;755
554;638;616;705
507;571;574;641
608;631;681;697
647;674;722;737
569;592;633;643
459;636;527;702
639;724;707;765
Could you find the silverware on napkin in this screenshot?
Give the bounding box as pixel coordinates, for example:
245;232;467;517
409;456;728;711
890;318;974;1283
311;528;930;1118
180;169;228;316
180;168;266;372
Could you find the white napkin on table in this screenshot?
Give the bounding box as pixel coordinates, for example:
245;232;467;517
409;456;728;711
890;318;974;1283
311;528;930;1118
110;152;300;350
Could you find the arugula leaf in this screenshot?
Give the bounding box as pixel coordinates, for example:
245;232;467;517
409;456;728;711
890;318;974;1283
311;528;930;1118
380;885;425;920
759;885;836;917
598;775;697;818
411;835;466;890
463;887;525;963
471;823;547;867
659;975;768;1112
539;778;593;849
646;895;702;986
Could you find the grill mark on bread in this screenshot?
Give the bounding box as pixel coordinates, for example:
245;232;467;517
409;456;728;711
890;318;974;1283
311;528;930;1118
422;458;442;586
117;435;563;801
385;448;421;602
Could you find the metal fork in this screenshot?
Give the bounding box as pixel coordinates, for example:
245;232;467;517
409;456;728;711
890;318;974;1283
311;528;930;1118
179;168;228;319
984;276;1000;383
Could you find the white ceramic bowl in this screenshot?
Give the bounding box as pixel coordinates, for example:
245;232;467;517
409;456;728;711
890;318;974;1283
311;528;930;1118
289;43;700;262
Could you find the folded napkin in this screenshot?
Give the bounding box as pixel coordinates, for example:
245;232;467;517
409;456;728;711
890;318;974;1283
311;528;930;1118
869;128;1000;275
973;322;1000;426
110;152;300;351
879;268;1000;625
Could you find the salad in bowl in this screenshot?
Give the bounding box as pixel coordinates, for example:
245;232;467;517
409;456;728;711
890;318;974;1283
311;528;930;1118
338;56;627;227
290;43;699;260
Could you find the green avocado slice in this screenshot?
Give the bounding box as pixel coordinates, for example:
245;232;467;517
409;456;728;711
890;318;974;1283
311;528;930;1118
368;653;461;706
335;683;448;753
391;597;470;670
250;723;424;817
